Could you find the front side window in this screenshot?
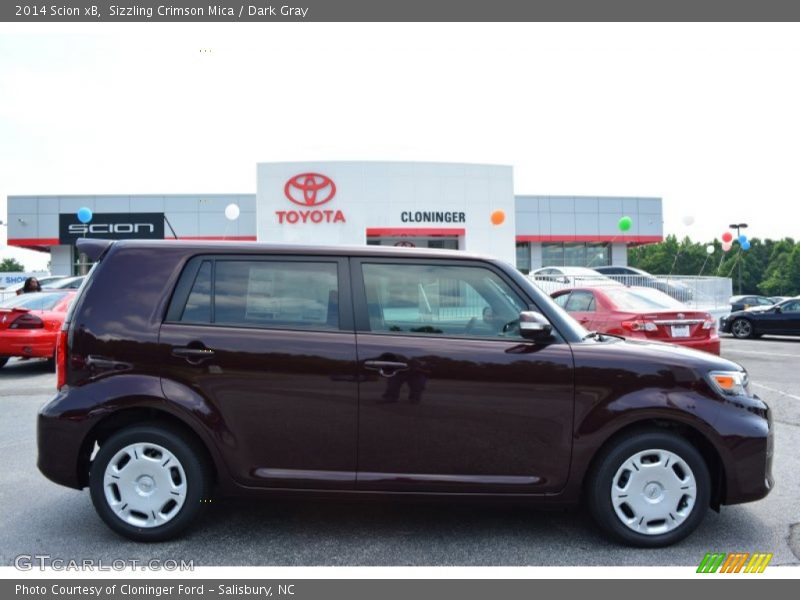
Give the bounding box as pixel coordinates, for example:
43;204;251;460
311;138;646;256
175;259;339;330
361;263;526;339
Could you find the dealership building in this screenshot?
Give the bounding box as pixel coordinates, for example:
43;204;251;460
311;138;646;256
5;161;663;276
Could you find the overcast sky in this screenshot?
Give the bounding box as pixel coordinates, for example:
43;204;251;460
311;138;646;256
1;23;799;270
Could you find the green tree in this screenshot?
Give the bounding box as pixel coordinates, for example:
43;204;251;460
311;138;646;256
0;257;25;272
630;236;800;296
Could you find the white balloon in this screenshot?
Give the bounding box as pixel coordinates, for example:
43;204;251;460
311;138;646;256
224;203;240;221
682;215;695;226
706;244;715;255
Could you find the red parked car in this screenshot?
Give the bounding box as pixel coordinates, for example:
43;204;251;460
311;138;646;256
0;291;76;369
552;286;720;355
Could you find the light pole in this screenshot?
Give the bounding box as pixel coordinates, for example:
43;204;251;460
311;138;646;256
729;222;748;294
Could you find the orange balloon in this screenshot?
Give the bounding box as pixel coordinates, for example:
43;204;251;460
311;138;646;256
490;210;505;226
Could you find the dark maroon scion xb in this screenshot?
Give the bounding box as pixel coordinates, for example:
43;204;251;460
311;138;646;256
38;239;773;546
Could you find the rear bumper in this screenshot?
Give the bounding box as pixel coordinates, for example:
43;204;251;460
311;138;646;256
674;337;721;355
37;389;95;490
0;331;57;359
630;333;721;355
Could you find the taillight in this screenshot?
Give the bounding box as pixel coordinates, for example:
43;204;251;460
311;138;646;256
622;320;657;332
702;319;716;331
56;328;68;390
9;313;44;329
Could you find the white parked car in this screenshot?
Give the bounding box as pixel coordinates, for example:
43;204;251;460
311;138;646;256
44;276;85;290
529;266;618;293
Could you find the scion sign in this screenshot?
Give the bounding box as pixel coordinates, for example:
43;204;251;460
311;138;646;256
59;213;165;244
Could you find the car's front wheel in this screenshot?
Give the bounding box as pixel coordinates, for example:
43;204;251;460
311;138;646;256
89;424;210;542
731;318;755;339
587;431;710;547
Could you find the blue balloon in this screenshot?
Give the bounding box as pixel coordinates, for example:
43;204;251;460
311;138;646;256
77;207;93;224
738;234;747;245
741;240;751;251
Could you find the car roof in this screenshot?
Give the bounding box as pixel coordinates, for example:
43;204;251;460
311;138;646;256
85;238;498;262
594;265;643;273
537;266;604;275
551;284;628;295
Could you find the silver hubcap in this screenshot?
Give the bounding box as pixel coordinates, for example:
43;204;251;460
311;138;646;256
103;443;187;528
732;319;751;337
610;449;697;536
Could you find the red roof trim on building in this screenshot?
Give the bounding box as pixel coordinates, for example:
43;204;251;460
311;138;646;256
173;236;257;241
7;238;60;247
515;235;663;244
366;228;465;237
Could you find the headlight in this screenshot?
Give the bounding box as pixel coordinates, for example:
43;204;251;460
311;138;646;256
707;370;751;396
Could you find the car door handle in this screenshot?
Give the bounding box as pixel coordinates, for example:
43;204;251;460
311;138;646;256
364;360;409;377
172;346;215;363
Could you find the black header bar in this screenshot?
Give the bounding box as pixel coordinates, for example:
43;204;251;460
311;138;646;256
3;1;800;22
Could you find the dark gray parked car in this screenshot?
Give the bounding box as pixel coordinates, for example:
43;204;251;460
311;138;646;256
592;266;693;302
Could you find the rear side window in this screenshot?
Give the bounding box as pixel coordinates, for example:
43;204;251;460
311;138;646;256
180;261;212;323
553;293;570;308
0;292;69;311
565;291;595;312
170;258;340;331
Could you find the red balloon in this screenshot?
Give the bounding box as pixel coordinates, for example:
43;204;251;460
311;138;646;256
721;231;733;243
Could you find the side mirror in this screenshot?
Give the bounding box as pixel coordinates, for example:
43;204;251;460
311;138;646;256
774;306;782;313
519;311;553;341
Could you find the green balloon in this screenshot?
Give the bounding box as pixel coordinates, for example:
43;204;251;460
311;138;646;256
618;216;633;232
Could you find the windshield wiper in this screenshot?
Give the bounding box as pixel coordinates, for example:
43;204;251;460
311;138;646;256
582;331;601;341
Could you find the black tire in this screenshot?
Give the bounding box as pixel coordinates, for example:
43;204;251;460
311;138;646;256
89;424;210;542
586;430;710;547
731;317;755;339
0;357;8;369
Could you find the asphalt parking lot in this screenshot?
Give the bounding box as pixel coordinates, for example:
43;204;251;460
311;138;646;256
1;336;798;567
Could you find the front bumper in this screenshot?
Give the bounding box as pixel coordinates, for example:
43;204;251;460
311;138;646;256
719;400;774;505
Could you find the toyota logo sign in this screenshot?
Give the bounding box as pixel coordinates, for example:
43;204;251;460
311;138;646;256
284;173;336;207
276;172;346;225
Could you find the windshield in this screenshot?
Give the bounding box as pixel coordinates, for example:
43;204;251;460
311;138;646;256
0;291;70;311
603;287;686;311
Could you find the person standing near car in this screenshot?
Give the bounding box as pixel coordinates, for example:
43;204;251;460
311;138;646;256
18;277;42;295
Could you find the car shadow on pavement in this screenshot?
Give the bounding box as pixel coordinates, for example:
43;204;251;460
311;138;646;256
0;358;53;379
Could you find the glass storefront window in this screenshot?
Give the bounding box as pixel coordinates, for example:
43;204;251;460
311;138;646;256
366;236;459;250
542;242;611;268
516;242;531;273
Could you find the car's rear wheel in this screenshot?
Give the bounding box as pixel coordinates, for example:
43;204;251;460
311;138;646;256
89;424;210;542
731;318;755;339
587;431;710;547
